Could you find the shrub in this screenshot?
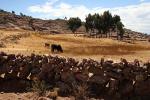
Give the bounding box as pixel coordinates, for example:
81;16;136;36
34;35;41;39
68;17;82;33
72;82;89;100
29;80;50;96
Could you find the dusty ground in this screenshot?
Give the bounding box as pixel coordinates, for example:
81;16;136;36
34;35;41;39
0;92;34;100
0;30;150;62
0;92;75;100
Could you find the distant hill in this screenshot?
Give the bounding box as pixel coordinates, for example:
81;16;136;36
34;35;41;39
0;9;71;33
0;9;149;39
124;28;149;39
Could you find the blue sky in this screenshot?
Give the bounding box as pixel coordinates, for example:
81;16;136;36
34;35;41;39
0;0;150;33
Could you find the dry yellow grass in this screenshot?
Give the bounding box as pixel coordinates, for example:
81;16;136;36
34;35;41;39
0;30;150;61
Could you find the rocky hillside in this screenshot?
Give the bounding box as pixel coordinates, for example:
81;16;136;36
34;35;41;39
0;9;149;39
0;9;71;33
124;28;149;39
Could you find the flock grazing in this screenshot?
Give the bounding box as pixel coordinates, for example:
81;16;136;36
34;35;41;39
0;52;150;100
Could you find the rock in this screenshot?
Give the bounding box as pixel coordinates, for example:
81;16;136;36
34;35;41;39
0;42;5;48
38;97;52;100
57;96;75;100
135;74;145;82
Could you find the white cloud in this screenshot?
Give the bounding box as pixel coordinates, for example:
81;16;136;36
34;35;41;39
28;0;59;13
110;3;150;34
140;0;145;2
28;1;150;33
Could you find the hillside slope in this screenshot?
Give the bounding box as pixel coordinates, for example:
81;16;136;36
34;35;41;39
0;10;71;33
0;9;149;39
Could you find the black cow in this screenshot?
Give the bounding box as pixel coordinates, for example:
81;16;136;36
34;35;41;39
51;44;63;53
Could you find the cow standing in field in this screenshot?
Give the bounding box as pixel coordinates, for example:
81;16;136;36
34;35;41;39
45;43;50;48
51;44;63;53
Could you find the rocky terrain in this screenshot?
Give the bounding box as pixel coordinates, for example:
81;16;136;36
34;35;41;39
124;28;149;40
0;9;71;33
0;9;149;40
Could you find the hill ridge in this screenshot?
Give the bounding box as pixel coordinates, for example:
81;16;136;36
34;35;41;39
0;9;149;39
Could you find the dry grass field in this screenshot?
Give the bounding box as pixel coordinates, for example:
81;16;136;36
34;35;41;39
0;30;150;61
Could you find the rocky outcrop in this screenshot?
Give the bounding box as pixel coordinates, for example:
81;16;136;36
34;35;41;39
124;28;149;40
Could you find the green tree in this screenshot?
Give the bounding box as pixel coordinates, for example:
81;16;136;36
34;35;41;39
112;15;121;31
93;14;103;37
20;12;23;16
12;11;15;14
68;17;82;33
116;21;125;40
112;15;125;40
0;9;5;12
85;14;95;33
113;15;121;24
84;11;124;39
102;11;113;37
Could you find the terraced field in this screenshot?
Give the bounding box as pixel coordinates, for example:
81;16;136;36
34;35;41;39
0;30;150;61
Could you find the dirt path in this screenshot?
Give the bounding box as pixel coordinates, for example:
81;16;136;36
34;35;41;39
0;92;35;100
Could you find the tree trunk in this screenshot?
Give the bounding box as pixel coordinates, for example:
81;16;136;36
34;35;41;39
109;31;111;38
105;30;108;38
117;32;119;40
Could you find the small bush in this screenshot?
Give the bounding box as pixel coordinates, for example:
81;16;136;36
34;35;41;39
29;80;50;96
72;82;89;100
